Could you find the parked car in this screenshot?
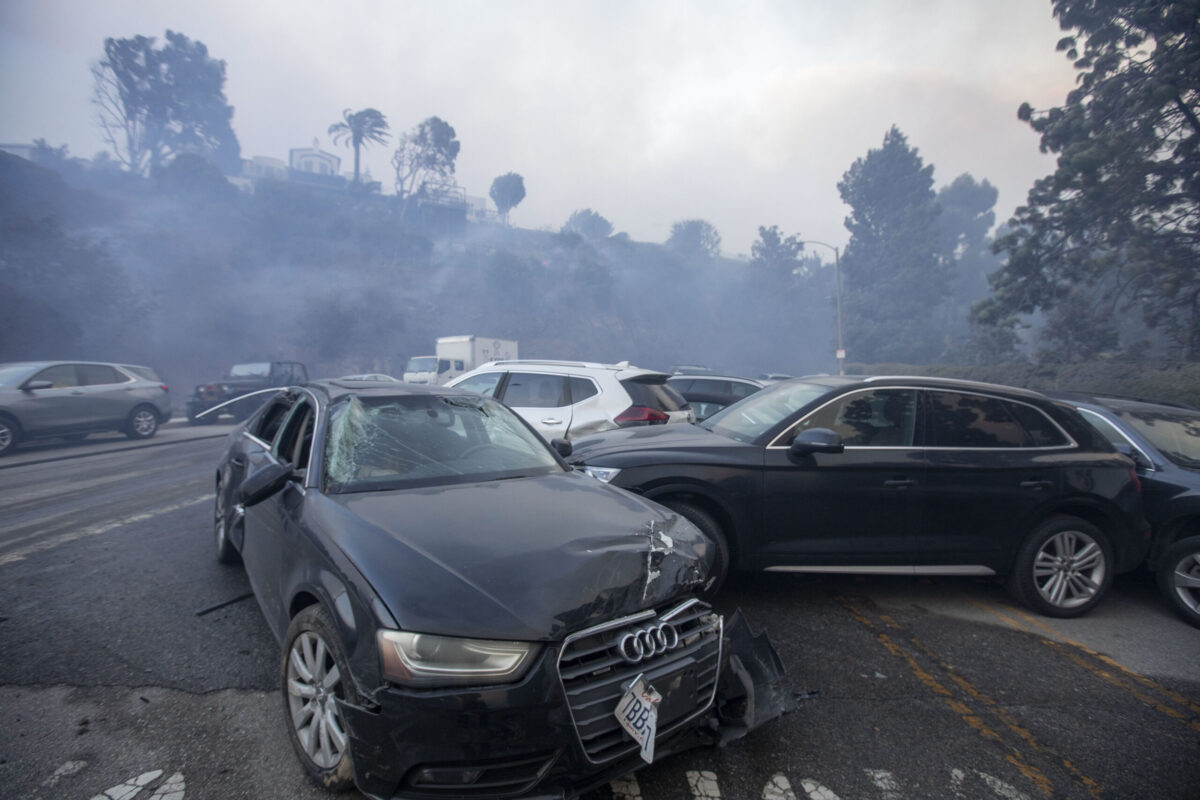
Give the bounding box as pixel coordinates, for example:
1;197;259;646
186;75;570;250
1054;392;1200;627
447;360;694;441
211;378;792;797
186;360;308;423
668;375;764;421
569;375;1150;617
0;360;172;456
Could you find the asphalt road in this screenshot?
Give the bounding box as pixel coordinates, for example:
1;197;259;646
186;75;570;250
0;427;1197;800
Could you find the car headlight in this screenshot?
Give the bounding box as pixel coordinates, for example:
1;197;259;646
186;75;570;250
377;631;540;688
581;465;621;483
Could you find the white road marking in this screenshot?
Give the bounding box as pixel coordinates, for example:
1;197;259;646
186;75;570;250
610;775;643;800
90;770;163;800
800;778;843;800
865;769;903;800
977;771;1031;800
147;772;186;800
687;770;722;799
0;495;211;567
43;760;87;787
763;772;797;799
950;768;967;798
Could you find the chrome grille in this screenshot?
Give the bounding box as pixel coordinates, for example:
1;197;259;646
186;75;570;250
557;599;723;764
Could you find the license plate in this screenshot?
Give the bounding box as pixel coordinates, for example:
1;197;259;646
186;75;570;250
615;675;662;763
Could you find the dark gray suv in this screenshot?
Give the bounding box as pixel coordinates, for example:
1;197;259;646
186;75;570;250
0;361;173;455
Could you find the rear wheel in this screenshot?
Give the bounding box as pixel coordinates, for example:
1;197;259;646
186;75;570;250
125;405;159;439
662;500;730;598
1157;536;1200;628
282;606;357;791
1008;515;1113;617
0;415;19;456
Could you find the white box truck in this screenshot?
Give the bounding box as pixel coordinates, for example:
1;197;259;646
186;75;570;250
402;335;518;384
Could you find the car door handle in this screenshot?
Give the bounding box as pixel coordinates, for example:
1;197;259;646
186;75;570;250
540;418;562;425
1020;479;1054;490
884;478;916;488
231;456;245;468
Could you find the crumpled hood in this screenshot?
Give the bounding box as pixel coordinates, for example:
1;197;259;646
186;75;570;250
317;470;710;641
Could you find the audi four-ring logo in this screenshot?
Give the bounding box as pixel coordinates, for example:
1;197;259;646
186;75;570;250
617;622;681;663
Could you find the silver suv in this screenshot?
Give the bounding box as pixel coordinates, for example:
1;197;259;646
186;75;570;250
447;360;693;441
0;361;173;456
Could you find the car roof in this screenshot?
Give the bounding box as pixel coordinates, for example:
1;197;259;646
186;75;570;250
784;374;1053;401
669;374;763;385
302;379;479;404
467;359;668;379
1046;390;1200;413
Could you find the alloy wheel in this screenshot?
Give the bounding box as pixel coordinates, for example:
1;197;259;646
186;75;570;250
131;410;157;436
1168;547;1200;616
1032;529;1106;610
286;631;348;770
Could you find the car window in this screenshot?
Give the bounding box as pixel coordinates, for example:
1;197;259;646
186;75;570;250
730;381;760;398
230;363;271;378
1108;404;1200;468
569;377;599;403
121;365;160;381
323;394;562;492
503;373;567;408
669;378;694;392
1007;402;1070;447
30;364;79;388
706;380;831;443
455;372;503;397
77;364;127;386
621;377;687;412
253;397;295;443
274;398;315;469
797;388;917;447
926;391;1030;448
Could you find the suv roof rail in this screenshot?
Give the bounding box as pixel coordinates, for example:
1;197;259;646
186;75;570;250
483;359;644;371
862;374;1045;397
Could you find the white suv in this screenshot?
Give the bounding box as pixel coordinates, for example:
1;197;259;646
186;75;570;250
447;360;694;441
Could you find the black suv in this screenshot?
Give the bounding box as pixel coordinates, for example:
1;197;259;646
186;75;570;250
570;376;1150;618
186;360;308;423
1055;393;1200;627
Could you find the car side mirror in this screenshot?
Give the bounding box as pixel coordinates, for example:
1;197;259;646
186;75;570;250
552;438;573;458
239;461;297;506
1113;442;1151;471
789;427;845;458
21;380;53;391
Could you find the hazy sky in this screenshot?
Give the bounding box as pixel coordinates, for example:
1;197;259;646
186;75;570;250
0;0;1078;256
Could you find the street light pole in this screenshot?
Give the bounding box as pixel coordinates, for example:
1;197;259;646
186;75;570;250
800;240;845;375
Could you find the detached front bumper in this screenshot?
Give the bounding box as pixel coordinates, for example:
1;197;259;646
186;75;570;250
340;604;796;800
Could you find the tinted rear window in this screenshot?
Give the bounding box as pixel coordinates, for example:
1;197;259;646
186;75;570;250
926;391;1031;448
622;377;687;411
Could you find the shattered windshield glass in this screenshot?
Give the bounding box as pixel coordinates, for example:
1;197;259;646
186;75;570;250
324;393;563;492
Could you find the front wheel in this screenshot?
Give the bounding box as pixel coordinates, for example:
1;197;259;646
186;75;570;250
281;606;357;791
0;415;21;456
1008;515;1113;617
662;500;731;599
214;476;240;565
125;405;159;439
1157;536;1200;628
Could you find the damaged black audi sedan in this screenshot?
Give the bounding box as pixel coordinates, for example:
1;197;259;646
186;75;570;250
211;379;790;799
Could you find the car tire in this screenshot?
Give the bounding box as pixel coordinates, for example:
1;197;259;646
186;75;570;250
124;405;159;440
214;476;241;565
281;605;358;792
0;415;20;457
1156;535;1200;628
662;500;731;598
1008;515;1113;617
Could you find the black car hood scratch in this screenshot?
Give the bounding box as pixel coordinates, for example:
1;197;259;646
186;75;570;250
318;470;710;641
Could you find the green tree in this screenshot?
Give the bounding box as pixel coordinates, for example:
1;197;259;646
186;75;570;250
837;126;949;363
91;30;240;175
980;0;1200;360
392;116;461;213
489;172;525;224
562;208;612;240
667;219;721;259
750;225;806;287
328;108;390;186
936;174;1000;358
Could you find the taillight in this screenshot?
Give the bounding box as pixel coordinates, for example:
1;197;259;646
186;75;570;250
160;384;169;392
1129;467;1142;494
614;405;669;426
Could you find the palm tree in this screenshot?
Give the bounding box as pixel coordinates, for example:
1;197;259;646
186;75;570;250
328;108;390;185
